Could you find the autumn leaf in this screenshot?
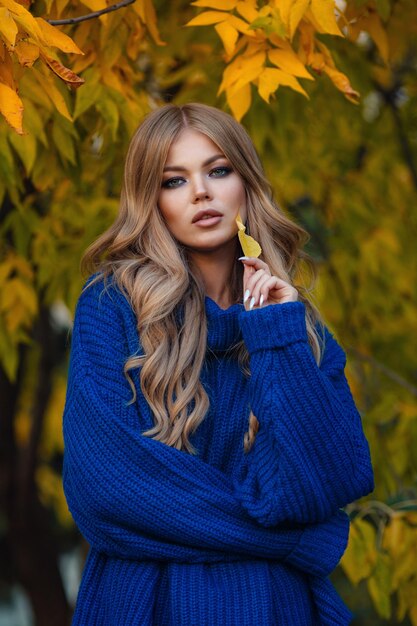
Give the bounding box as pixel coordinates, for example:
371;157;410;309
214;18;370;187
309;0;344;37
277;0;310;39
236;212;262;257
40;52;85;88
0;6;18;46
191;0;237;9
268;46;313;79
0;82;24;133
215;21;239;57
14;40;39;67
186;10;229;26
34;18;84;55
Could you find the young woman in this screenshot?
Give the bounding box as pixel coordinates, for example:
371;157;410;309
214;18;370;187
63;103;374;625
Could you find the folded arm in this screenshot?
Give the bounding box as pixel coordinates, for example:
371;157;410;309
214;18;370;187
235;302;374;526
62;278;349;576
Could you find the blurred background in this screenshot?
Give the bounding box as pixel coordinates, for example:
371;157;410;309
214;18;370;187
0;0;416;623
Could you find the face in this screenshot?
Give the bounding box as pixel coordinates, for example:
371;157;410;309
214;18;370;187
158;129;247;254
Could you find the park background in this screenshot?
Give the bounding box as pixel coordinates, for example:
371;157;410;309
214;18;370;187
0;0;416;623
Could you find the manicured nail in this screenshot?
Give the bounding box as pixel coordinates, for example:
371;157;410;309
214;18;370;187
238;256;250;261
259;294;264;307
249;296;255;310
244;289;250;303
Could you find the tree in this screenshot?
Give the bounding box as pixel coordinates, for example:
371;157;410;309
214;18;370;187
0;0;416;623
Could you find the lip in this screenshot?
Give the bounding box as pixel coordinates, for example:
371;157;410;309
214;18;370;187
192;209;223;224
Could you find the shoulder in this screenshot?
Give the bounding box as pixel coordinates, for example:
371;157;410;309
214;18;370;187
72;272;139;363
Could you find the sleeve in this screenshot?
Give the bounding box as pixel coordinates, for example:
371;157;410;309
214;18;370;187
62;279;350;577
235;301;374;526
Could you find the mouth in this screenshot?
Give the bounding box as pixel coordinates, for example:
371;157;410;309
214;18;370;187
192;209;223;224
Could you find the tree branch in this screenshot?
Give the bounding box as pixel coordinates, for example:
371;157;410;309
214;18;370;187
47;0;135;26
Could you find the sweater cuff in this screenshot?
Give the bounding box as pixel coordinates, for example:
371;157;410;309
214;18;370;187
238;301;307;353
286;510;350;577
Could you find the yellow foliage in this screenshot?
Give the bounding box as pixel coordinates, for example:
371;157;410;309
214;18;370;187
341;517;377;585
215;20;239;57
0;82;23;133
0;6;18;46
236;212;262;257
188;0;366;119
277;0;310;39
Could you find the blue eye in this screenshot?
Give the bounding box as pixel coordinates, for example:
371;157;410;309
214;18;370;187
210;166;232;177
162;177;185;189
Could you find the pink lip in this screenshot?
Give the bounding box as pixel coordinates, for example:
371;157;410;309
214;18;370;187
193;215;222;227
192;209;223;224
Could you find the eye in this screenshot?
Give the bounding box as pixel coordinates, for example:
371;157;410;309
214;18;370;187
209;166;232;178
161;176;186;189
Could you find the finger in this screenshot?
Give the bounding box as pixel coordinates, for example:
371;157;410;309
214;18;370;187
261;276;298;304
244;270;270;305
242;263;256;301
239;257;271;274
247;273;271;310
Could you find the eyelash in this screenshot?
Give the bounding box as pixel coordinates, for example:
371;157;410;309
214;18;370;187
161;166;232;189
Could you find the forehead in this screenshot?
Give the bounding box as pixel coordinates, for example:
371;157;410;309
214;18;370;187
165;129;224;164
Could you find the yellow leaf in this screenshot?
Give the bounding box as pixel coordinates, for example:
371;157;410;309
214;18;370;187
218;50;265;93
191;0;237;9
186;10;229;26
14;40;39;66
39;70;73;120
0;0;28;17
215;21;238;57
364;11;389;63
235;0;258;23
80;0;107;9
277;0;310;39
142;0;165;46
0;7;18;46
367;553;392;619
341;518;377;585
226;83;251;121
323;65;360;103
34;18;84;55
227;14;256;36
1;0;45;44
55;0;71;15
309;0;343;37
40;51;85;88
0;83;23;133
0;47;16;89
9;126;37;173
269;47;313;79
236;212;262;257
258;67;308;101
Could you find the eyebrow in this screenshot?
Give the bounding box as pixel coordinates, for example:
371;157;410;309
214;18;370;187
163;154;226;173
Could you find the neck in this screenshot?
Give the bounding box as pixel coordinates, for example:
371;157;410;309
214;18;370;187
188;241;239;310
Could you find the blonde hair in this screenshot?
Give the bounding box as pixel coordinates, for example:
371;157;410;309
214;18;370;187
81;103;325;454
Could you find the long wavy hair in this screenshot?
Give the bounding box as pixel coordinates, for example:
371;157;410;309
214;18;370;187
81;103;325;454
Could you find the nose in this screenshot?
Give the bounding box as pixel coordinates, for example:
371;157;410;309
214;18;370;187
192;177;212;203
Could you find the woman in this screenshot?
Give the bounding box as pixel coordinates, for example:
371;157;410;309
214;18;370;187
63;103;374;625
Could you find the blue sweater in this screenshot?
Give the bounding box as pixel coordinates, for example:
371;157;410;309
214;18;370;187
62;275;374;625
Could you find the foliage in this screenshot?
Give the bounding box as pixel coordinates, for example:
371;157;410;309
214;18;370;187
0;0;416;623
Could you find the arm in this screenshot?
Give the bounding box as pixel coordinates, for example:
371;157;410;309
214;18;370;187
234;301;374;526
62;278;349;576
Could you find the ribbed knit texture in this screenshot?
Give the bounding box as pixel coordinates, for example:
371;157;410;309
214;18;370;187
62;275;374;625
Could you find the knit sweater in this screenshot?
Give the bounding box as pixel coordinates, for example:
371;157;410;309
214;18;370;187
62;275;374;625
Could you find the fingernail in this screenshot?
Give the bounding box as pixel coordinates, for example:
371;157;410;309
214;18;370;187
260;294;264;307
238;256;250;261
244;289;250;303
249;296;255;310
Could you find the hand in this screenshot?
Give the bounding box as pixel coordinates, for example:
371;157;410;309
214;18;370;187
239;257;298;311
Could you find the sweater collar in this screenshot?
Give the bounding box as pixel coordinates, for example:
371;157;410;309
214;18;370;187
204;296;244;352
